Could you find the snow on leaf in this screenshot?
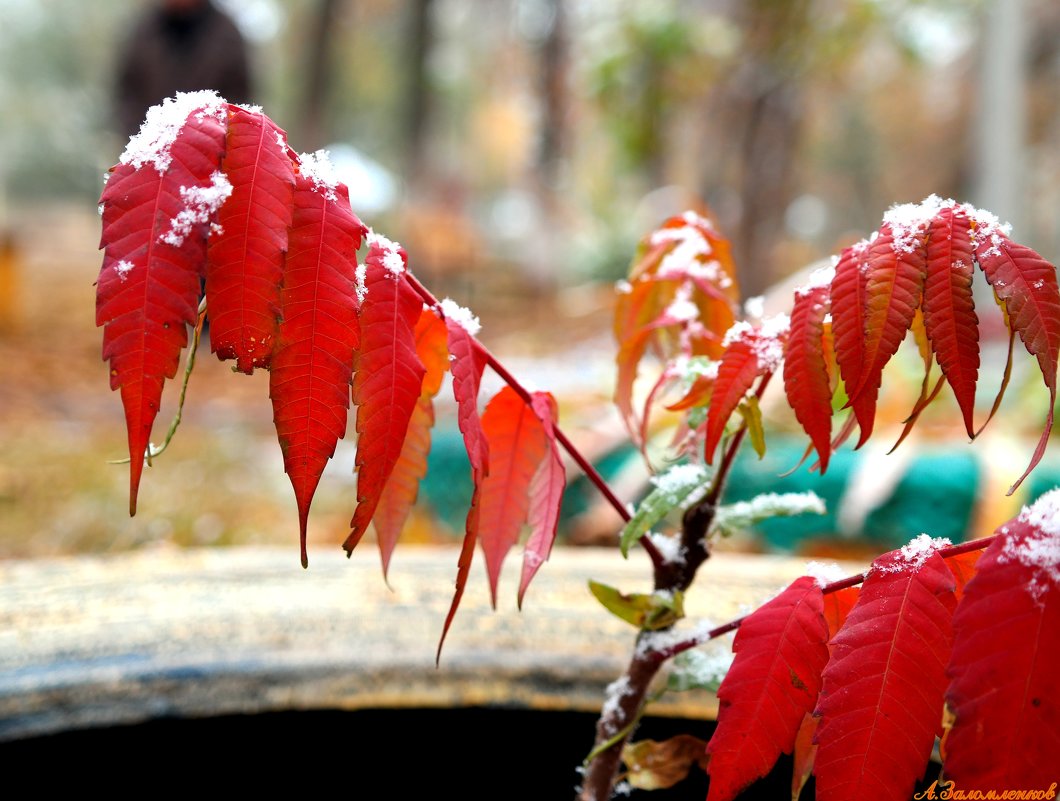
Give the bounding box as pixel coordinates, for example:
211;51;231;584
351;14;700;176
518;391;566;607
119;90;227;173
944;503;1060;789
373;307;450;577
619;463;712;557
160;170;232;247
705;576;829;801
270;174;366;567
814;549;957;801
97;95;228;514
344;240;427;555
712;492;825;538
205;105;295;374
475;386;551;607
975;234;1060;492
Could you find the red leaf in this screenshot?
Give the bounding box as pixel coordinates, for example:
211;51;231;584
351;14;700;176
270;164;365;567
976;234;1060;492
706;576;829;801
944;502;1060;789
814;546;957;801
345;238;427;554
205;105;295;374
844;225;927;448
518;391;566;607
373;308;450;577
475;387;551;607
923;207;978;437
785;280;833;471
439;317;491;655
705;338;761;464
830;245;869;417
97;94;228;514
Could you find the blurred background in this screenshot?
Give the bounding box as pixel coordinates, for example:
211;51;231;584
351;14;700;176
3;0;1060;562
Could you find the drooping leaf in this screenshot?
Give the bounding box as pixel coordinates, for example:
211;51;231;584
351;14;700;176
814;544;957;801
622;735;711;791
588;580;684;630
204;105;295;374
784;278;834;471
438;316;490;656
270;159;366;566
619;463;712;556
704;338;762;464
944;497;1060;789
518;391;566;607
345;236;427;554
736;395;766;459
706;576;829;801
97;92;229;514
854;224;927;401
791;712;817;801
373;308;450;577
475;387;550;606
829;245;869;426
976;234;1060;492
922;207;978;437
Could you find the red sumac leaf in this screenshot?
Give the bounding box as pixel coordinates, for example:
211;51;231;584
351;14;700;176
271;163;365;566
704;339;759;464
976;233;1060;492
439;314;490;656
373;308;449;577
830;245;869;415
345;237;426;554
944;497;1060;789
205;105;296;373
814;544;957;801
518;391;566;607
475;386;550;606
785;278;833;471
97;92;228;514
706;576;829;801
923;207;978;437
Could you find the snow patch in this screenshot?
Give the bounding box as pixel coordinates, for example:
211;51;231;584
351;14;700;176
721;313;790;371
647;531;686;565
600;676;633;736
663;282;699;323
355;262;368;304
877;532;951;573
297;149;341;200
120;90;227;174
743;295;765;320
160;171;233;247
440;297;481;336
615;279;632;294
805;560;848;588
795;263;836;298
1002;489;1060;599
114;260;135;282
367;230;406;276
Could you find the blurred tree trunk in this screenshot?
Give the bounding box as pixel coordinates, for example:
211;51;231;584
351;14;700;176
705;0;810;297
536;0;569;193
404;0;435;183
301;0;344;151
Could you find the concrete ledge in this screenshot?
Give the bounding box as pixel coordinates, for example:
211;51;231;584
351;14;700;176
0;546;862;740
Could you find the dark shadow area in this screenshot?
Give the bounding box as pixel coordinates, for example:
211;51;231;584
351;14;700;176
2;706;943;798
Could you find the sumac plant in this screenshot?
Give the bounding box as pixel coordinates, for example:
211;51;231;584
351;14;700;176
97;92;1060;799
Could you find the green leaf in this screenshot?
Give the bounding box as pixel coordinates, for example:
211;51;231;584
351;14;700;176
620;463;713;556
737;395;766;458
712;491;826;538
588;580;685;630
666;646;734;693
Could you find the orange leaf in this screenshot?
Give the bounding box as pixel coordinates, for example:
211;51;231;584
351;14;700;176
518;392;566;607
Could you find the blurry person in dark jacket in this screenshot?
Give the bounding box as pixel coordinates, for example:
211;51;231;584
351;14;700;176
115;0;252;137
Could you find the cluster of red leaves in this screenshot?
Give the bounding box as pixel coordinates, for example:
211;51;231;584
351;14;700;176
705;497;1060;799
616;199;1060;492
96;92;565;643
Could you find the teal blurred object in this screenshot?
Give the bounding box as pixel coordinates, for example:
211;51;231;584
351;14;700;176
420;428;983;551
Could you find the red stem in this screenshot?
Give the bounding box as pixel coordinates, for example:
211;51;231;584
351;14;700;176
652;533;1000;661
